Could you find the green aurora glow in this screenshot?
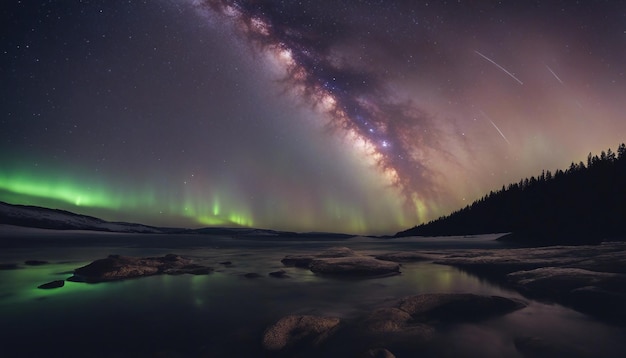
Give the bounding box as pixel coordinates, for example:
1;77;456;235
0;164;258;228
4;1;625;235
0;161;409;233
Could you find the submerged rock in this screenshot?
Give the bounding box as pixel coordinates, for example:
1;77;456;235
262;315;340;352
568;286;626;321
396;293;526;322
269;270;289;278
71;254;213;283
37;280;65;289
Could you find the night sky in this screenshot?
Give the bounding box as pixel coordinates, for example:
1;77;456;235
1;1;625;234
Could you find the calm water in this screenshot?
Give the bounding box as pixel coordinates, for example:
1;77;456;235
1;229;625;357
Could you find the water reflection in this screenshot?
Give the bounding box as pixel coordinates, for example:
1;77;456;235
0;233;625;357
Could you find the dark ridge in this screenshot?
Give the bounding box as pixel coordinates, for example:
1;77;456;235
0;201;354;239
396;143;626;245
0;201;166;233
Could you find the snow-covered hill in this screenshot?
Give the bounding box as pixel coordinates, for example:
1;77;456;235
0;201;163;233
0;201;356;238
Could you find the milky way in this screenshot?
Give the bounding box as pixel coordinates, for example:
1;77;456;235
199;0;452;220
1;1;625;234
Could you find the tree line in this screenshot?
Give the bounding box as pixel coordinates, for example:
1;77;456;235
396;143;626;244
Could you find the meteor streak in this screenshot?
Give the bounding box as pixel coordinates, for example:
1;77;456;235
474;50;524;85
480;110;511;145
546;65;564;84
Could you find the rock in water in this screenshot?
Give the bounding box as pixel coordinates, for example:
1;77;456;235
282;247;400;276
280;254;316;268
269;270;288;278
281;246;356;267
71;254;213;283
352;293;524;355
432;243;626;323
262;315;340;352
507;267;623;295
309;256;400;276
316;247;356;257
261;293;524;356
375;252;435;262
507;267;626;321
37;280;65;289
396;293;526;322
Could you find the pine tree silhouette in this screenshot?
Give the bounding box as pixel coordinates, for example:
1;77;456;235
396;144;626;245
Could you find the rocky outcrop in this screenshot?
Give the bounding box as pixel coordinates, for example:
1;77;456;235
70;254;213;283
508;267;622;296
263;293;524;356
309;256;400;276
359;293;524;340
282;247;400;276
358;306;435;344
507;267;626;321
281;247;356;267
433;242;626;323
435;242;626;276
262;315;340;352
375;252;437;262
280;254;315;268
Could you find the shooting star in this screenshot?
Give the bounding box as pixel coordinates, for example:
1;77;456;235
480;110;511;145
474;50;524;85
546;65;564;84
546;64;583;108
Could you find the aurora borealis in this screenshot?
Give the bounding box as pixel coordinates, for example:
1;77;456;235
2;1;626;234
